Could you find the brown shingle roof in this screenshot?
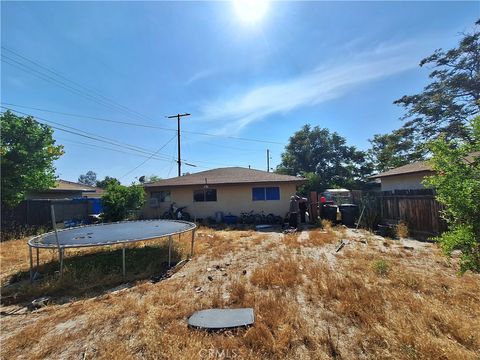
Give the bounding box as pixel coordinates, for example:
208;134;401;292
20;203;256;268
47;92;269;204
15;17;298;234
370;151;480;179
144;167;305;188
370;162;432;179
52;180;97;192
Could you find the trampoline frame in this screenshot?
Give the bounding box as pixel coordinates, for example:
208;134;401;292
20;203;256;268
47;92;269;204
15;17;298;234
28;215;196;282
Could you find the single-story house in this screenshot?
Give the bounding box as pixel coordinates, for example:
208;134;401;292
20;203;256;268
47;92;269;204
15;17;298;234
370;151;480;191
369;162;434;192
26;180;104;200
142;167;306;220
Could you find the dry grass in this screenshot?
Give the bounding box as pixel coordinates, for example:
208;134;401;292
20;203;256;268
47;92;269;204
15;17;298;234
1;227;479;360
250;254;302;289
396;221;410;238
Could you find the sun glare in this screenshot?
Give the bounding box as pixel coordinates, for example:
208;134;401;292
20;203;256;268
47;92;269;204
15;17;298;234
233;0;269;24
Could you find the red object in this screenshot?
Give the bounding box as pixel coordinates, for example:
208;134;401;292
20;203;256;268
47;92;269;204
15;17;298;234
320;196;326;203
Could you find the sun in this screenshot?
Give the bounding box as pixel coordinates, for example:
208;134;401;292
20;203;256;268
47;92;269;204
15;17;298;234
233;0;269;24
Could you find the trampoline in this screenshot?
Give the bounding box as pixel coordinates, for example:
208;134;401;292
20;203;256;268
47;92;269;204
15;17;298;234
27;219;197;281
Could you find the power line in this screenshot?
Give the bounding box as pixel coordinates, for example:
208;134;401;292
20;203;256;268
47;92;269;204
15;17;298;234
1;46;154;122
120;134;177;179
1;107;176;162
55;137;177;163
1;108;244;168
2;48;285;146
1;55;141;118
1;102;285;145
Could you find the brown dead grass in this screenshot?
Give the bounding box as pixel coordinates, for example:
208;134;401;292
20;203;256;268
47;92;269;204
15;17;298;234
1;228;479;360
250;254;302;289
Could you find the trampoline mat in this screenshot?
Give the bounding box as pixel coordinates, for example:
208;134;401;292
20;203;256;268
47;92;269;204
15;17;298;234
28;220;196;248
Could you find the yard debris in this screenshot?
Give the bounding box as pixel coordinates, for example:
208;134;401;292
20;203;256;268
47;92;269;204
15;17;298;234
195;287;203;293
255;224;273;231
403;246;414;251
242;270;247;275
335;240;346;253
151;259;189;283
283;228;297;234
30;296;51;309
207;276;214;281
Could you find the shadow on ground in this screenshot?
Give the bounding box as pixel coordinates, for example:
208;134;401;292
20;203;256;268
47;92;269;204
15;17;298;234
1;243;183;307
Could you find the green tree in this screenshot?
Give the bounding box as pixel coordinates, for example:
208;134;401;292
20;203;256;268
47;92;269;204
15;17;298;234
1;111;64;207
101;183;145;222
368;127;423;173
370;20;479;171
423;116;480;273
78;170;97;186
277;125;373;192
96;176;120;189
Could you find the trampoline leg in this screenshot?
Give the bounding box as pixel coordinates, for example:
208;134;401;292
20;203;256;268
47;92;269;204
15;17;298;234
59;248;64;278
29;245;33;283
190;229;196;258
168;235;173;268
122;246;126;278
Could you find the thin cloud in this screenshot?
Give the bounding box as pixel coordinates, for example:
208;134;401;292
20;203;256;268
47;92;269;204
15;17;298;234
186;69;215;85
196;42;419;135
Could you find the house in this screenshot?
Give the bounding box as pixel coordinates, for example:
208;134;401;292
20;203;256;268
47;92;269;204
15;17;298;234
26;180;104;200
142;167;306;220
370;152;479;192
369;161;434;192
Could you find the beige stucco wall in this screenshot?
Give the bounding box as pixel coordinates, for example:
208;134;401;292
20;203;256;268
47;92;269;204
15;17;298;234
142;183;299;220
380;172;432;191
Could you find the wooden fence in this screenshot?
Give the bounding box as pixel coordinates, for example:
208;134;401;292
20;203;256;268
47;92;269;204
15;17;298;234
372;190;447;239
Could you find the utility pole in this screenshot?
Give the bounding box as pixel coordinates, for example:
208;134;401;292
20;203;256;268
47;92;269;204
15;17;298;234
167;113;191;176
267;149;270;172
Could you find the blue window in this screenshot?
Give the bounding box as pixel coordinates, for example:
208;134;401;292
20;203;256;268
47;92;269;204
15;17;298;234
252;187;265;201
266;187;280;200
252;187;280;201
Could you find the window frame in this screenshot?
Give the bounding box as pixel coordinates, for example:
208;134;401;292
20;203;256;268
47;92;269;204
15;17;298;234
151;190;171;203
252;186;280;201
193;188;217;202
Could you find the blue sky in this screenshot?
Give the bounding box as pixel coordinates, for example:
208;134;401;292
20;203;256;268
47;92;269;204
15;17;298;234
1;1;478;184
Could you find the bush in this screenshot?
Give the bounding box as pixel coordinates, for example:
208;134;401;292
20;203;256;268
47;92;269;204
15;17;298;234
101;183;145;222
424;116;480;273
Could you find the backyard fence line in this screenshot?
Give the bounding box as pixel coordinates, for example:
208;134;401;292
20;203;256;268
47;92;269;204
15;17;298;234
353;189;447;239
1;199;97;241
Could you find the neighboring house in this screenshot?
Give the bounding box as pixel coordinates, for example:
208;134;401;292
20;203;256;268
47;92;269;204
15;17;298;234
370;151;480;191
142;167;306;219
370;162;434;192
26;180;103;200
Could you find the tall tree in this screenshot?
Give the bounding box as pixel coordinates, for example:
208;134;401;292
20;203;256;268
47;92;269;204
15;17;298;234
96;176;120;189
78;171;97;186
1;111;64;207
368;127;422;173
370;20;480;171
277;125;373;192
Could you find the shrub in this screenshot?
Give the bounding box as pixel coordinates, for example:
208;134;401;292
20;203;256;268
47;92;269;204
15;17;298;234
424;116;480;273
371;259;390;276
101;183;145;222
